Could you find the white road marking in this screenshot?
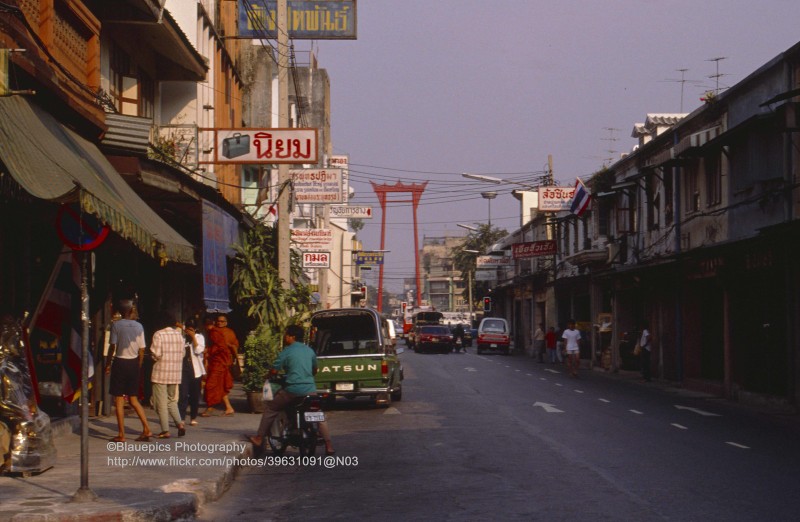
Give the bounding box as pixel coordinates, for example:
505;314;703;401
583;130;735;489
533;402;564;413
574;390;584;394
526;373;532;376
629;409;643;415
555;383;563;387
384;407;401;415
515;369;521;372
725;441;750;449
598;398;610;403
545;369;560;374
464;367;477;372
671;423;688;430
674;405;721;417
540;377;547;381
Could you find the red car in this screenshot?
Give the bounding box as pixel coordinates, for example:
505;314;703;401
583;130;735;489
415;325;454;354
476;318;511;355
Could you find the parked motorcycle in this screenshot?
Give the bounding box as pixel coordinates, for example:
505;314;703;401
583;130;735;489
266;394;325;457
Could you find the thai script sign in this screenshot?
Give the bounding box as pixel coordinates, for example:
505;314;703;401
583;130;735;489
210;128;318;164
291;169;343;203
330;205;372;218
302;251;330;268
512;241;557;259
476;255;513;267
291;228;333;250
238;1;357;40
538;186;576;212
354;251;384;266
328;154;350;203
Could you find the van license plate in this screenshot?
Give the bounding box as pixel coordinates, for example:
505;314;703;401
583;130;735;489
304;411;325;422
335;382;354;391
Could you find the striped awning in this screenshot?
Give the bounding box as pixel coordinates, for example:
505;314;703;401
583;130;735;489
0;95;195;264
674;126;723;156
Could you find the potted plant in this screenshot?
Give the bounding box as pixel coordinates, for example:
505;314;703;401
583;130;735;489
241;323;283;413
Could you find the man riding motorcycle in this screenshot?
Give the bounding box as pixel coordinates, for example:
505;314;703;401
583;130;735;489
246;324;335;455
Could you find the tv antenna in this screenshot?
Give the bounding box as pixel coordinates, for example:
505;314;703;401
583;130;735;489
601;127;621;166
706;57;728;95
660;68;701;112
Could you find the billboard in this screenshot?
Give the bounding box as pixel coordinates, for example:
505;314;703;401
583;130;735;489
538;186;576;212
238;1;357;39
291;228;333;250
291;169;343;203
209;128;318;164
354;251;385;266
330;205;372;218
512;241;557;259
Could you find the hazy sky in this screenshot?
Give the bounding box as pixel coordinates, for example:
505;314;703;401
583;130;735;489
307;1;800;293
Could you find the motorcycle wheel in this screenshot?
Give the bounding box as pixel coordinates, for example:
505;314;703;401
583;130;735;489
268;410;288;456
299;426;318;457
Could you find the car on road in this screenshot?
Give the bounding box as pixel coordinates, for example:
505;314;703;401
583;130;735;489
476;317;511;355
415;325;454;354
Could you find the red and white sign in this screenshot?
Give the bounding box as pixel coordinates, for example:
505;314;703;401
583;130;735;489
538;186;576;212
476;255;513;267
291;228;333;251
512;241;557;259
211;128;318;164
291;169;343;203
330;205;372;218
302;251;330;268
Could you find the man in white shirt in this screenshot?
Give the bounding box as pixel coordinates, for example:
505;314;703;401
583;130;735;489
561;320;582;378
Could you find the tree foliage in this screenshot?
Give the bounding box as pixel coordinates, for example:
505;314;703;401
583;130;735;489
450;224;509;308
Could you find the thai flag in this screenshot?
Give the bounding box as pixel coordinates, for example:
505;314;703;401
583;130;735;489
570;178;591;217
27;251;93;403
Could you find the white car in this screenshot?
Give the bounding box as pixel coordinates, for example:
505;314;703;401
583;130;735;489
476;317;511;355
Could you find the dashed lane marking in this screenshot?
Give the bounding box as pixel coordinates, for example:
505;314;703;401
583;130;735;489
574;390;584;394
630;409;643;415
598;398;610;403
725;441;750;449
671;423;688;430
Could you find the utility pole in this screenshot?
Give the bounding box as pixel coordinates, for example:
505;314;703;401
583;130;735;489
276;0;291;290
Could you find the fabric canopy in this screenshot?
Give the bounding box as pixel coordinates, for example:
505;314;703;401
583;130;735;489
0;96;195;264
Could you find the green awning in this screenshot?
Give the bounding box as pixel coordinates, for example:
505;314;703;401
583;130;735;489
0;96;195;264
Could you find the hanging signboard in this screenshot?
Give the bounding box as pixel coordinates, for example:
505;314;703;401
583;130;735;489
328;154;350;203
512;241;557;259
238;0;357;40
206;128;318;165
354;251;384;266
291;169;343;203
476;255;513;267
475;270;498;281
538;186;576;212
330;205;372;218
302;251;330;268
291;228;333;250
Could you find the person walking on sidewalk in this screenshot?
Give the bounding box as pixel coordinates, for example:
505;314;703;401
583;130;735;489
247;324;335;455
533;323;545;361
105;300;152;442
150;312;186;438
178;319;205;426
639;321;652;382
562;320;582;378
545;325;558;363
201;314;238;416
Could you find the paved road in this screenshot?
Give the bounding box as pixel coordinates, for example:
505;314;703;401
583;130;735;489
199;342;800;521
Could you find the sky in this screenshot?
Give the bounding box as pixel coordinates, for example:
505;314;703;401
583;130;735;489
305;0;800;293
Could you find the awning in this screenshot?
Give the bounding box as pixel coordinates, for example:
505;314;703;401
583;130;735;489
0;95;195;264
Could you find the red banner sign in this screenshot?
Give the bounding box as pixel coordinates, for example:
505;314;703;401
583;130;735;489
512;241;557;259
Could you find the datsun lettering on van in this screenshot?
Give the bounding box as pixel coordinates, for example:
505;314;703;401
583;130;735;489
309;308;403;405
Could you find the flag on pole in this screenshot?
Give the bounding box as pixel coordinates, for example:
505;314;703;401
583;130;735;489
570;177;591;217
27;251;93;403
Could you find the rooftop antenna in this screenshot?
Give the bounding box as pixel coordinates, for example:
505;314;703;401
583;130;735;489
660;68;702;112
706;57;727;95
601;127;621;166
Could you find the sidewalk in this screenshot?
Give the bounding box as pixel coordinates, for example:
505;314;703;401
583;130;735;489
0;386;259;521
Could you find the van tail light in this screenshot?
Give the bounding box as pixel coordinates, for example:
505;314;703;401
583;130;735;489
381;360;388;376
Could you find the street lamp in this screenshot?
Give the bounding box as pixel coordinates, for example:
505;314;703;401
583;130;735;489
457;223;478;232
464;249;480;325
462;172;544;191
481;191;497;227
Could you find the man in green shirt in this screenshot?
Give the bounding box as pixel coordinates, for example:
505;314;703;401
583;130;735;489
247;325;334;454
